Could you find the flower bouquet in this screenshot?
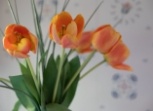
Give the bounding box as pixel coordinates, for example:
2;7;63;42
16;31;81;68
0;0;132;111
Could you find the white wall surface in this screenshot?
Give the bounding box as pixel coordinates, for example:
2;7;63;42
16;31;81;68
0;0;153;111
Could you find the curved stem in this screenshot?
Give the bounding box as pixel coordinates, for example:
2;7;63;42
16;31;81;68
25;58;40;94
52;48;65;102
0;78;10;83
67;49;74;57
80;59;106;80
0;27;4;36
0;78;11;87
39;0;44;22
52;42;56;57
14;0;20;24
0;85;40;111
45;40;52;62
63;50;96;95
84;0;104;28
7;0;19;24
113;17;123;28
62;0;70;11
31;0;45;71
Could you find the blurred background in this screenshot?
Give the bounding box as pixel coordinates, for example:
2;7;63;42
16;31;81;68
0;0;153;111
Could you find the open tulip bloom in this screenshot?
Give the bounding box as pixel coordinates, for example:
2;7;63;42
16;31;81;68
0;0;132;111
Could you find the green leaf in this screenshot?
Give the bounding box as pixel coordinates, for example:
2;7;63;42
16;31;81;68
46;103;71;111
62;56;81;107
12;101;21;111
43;54;58;103
19;62;39;103
10;75;38;111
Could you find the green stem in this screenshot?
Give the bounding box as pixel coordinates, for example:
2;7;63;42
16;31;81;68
25;58;40;94
52;42;56;57
63;49;74;65
113;17;123;28
80;59;106;80
67;49;74;57
0;27;4;36
7;0;19;24
0;78;11;87
45;40;52;65
62;0;70;11
36;48;40;79
63;50;96;95
0;78;10;83
31;0;45;71
52;48;65;102
84;0;104;28
39;0;44;22
14;0;20;23
0;85;40;111
40;86;46;111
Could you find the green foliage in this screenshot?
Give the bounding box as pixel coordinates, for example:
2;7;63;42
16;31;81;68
46;103;71;111
0;0;107;111
43;54;58;104
12;101;21;111
19;62;39;103
9;75;39;111
61;56;81;107
42;54;81;108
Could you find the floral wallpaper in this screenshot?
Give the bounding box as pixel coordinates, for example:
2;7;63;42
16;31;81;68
0;0;153;111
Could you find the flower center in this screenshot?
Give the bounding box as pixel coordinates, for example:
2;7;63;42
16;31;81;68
59;25;66;37
14;32;24;43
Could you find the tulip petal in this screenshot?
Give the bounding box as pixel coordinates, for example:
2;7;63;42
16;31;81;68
29;33;38;53
4;24;15;34
105;40;131;71
61;34;78;48
112;64;132;71
65;21;77;37
5;24;29;36
74;14;84;38
13;51;29;58
92;25;121;53
6;49;28;58
17;38;31;54
52;11;72;33
49;24;61;44
3;35;17;50
77;31;93;53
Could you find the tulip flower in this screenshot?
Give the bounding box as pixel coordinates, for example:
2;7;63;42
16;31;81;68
104;40;132;71
3;24;38;58
49;11;84;49
92;25;121;54
91;24;131;71
76;31;93;53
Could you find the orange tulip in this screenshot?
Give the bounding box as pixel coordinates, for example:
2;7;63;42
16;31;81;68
76;31;93;53
92;25;121;54
49;11;84;48
3;24;38;58
104;40;132;71
91;24;131;71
